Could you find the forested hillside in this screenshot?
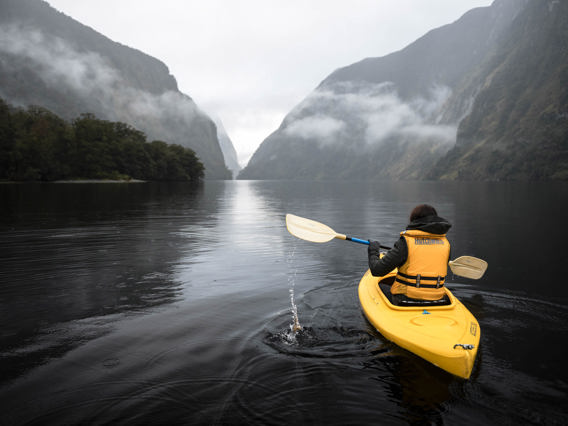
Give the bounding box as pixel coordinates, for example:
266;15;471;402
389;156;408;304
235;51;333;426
0;98;203;182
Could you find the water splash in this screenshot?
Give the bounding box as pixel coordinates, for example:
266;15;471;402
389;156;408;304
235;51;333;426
289;287;302;332
286;244;302;340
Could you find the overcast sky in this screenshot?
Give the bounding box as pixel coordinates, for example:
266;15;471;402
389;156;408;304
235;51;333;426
46;0;493;167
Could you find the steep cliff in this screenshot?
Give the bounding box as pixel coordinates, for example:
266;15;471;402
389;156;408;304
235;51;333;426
429;0;568;180
213;118;241;179
0;0;231;179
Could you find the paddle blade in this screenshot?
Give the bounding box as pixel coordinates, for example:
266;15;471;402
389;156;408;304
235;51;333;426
449;256;488;279
286;214;340;243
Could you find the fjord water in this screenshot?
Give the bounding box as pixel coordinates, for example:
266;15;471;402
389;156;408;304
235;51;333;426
1;180;567;425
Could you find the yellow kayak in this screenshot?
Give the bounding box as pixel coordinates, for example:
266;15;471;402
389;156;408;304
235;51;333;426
358;268;480;379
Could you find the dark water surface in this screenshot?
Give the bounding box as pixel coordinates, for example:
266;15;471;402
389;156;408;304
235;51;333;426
1;180;567;425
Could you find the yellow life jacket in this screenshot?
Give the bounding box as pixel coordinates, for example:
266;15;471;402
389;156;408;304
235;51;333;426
392;229;450;300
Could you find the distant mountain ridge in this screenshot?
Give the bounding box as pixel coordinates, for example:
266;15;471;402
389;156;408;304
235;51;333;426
239;0;567;181
214;118;241;179
0;0;232;179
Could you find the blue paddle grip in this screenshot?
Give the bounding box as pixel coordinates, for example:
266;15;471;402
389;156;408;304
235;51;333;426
348;237;370;245
346;236;391;250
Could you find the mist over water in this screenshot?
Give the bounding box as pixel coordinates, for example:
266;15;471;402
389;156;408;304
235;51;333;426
1;181;567;424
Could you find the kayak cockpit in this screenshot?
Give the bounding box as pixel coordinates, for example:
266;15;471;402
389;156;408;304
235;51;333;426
377;274;453;308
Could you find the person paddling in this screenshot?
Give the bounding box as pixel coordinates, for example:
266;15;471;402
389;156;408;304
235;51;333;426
368;204;452;305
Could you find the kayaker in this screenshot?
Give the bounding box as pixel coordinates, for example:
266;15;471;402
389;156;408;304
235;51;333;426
368;204;452;304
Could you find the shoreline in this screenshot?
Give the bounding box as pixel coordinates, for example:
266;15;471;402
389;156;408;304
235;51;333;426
54;179;146;184
1;179;146;184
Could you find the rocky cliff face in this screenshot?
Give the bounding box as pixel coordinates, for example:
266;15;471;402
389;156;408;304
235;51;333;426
429;0;568;180
239;0;567;181
0;0;231;179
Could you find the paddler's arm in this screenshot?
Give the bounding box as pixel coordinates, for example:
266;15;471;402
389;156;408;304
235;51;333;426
368;237;407;277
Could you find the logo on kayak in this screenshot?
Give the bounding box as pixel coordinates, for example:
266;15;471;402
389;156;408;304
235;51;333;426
470;322;478;336
422;310;430;315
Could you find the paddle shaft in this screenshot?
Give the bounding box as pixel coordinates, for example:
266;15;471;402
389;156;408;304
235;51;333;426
337;233;391;249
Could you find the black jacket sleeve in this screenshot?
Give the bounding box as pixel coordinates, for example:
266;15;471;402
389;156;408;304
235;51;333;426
368;237;407;277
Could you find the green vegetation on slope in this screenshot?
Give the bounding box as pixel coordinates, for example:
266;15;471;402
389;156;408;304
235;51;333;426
0;98;204;182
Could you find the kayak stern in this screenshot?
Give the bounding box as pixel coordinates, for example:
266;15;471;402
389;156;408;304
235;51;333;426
359;269;480;379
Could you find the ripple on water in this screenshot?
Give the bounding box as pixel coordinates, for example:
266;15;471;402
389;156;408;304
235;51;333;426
265;324;377;360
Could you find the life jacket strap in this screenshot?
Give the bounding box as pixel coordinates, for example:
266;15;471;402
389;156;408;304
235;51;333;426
395;271;445;289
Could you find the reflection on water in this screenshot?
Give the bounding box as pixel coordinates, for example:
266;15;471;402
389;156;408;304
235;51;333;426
1;180;567;425
0;182;208;382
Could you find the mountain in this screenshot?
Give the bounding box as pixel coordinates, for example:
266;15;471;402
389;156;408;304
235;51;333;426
239;0;567;181
429;0;568;180
212;117;241;179
0;0;232;179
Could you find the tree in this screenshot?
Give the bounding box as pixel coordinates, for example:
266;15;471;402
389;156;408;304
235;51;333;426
0;98;205;182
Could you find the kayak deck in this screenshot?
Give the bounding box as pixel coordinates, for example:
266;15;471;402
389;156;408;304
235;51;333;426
358;269;480;379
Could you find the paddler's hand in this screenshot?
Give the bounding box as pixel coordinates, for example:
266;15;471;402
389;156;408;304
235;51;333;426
368;240;382;257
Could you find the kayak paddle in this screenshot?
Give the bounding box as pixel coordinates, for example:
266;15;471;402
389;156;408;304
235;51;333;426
448;256;488;279
285;213;488;279
285;213;389;248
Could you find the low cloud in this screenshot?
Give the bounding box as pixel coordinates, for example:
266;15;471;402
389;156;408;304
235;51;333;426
283;81;457;148
284;114;345;140
0;24;119;96
400;123;457;141
0;24;203;140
